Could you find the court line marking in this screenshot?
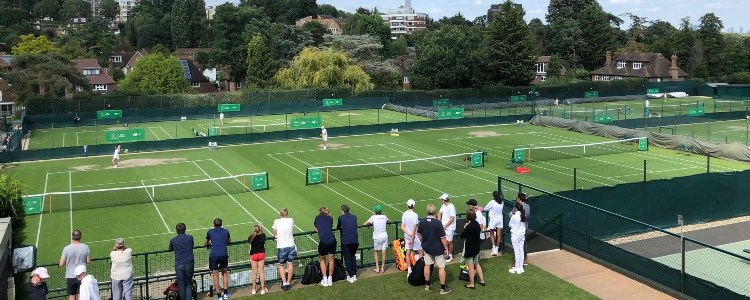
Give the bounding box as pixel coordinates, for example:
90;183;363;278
147;127;162;141
35;173;50;247
141;180;171;233
158;126;174;139
207;159;312;240
190;161;264;226
46;158;218;175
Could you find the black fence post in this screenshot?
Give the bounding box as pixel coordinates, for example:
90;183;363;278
707;155;710;173
573;168;577;190
558;215;563;250
643;160;647;182
144;253;149;299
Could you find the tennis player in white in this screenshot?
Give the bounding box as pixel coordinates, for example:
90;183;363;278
219;112;225;126
485;191;505;256
321;126;328;149
112;145;121;168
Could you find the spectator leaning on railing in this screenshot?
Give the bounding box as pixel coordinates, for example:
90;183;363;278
273;208;296;291
314;206;336;287
110;238;133;300
205;218;232;299
337;204;359;283
59;229;91;300
169;223;194;300
248;224;268;295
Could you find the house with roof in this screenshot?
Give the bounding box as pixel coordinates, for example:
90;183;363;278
175;48;217;83
109;50;146;75
296;15;345;35
590;51;688;82
0;56;11;72
72;59;117;93
533;56;550;84
179;59;217;94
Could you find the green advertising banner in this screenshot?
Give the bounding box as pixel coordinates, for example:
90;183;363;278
470;153;484;167
638;138;648;151
251;173;268;190
512;149;526;162
433;99;450;107
23;196;42;215
105;128;146;143
593;114;614;124
647;88;660;94
584;91;599;98
510;95;526;102
97;110;123;119
290;117;322;130
322;98;343;106
208;127;218;136
307;168;322;185
686;107;705;117
437;108;465;120
218;104;240;112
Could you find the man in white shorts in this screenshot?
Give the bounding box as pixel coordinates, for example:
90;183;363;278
219;112;224;126
437;193;456;262
401;199;422;276
364;205;389;273
320;126;328;149
112;145;121;168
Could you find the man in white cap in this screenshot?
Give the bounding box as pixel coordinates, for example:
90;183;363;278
437;193;456;262
401;199;422;276
28;267;50;300
321;126;328;149
75;265;101;300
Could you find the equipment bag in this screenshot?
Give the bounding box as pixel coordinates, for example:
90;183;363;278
407;258;433;286
332;258;347;282
301;261;322;285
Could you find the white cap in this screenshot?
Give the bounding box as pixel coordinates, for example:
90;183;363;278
440;193;450;201
406;199;416;207
321;126;325;129
32;267;50;279
73;265;86;276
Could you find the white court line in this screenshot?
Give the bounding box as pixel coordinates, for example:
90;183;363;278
190;161;263;225
207;159;309;239
141;180;171;233
158;126;175;139
320;154;411;165
35;173;50;247
266;153;373;214
47;159;219;175
147;127;162;141
68;171;73;233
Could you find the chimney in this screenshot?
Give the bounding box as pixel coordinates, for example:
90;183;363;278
605;51;612;65
669;54;679;80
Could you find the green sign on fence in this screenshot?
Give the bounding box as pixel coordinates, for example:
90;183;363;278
437;108;465;120
218;104;240;112
97;110;123;119
322;98;343;106
687;107;705;117
510;95;526;102
647;88;660;94
105;128;146;143
584;91;599;98
433;99;450;107
251;173;268;190
208;127;218;136
512;149;526;163
638;138;648;151
593;114;614;124
290;117;322;130
23;196;42;215
470;153;484;167
307;168;322;184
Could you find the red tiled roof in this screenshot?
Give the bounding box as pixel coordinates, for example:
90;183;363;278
72;59;101;69
0;57;10;69
590;52;688;78
71;59;116;85
537;56;551;63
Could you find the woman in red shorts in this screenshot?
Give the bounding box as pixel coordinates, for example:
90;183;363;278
248;224;268;295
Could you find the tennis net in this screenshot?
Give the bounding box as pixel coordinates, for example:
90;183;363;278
25;172;269;213
512;138;646;163
306;152;485;185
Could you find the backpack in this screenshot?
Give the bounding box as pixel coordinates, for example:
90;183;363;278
407;258;433;286
163;281;179;300
301;261;322;285
332;258;347;282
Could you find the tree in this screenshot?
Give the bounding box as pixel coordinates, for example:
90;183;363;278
98;0;121;21
411;25;484;89
240;0;317;24
0;174;26;247
316;4;339;18
60;39;91;59
12;34;59;55
578;4;616;70
119;52;189;94
719;34;749;76
624;13;648;52
209;4;270;82
7;53;89;100
484;1;535;86
698;13;724;78
32;0;61;20
547;18;584;70
301;21;326;46
674;17;696;73
325;34;400;89
61;0;92;20
389;35;408;57
430;13;473;29
473;15;487;27
171;0;207;48
0;8;34;53
274;47;374;92
245;34;278;88
644;21;678;58
345;13;392;55
528;18;547;55
546;0;598;24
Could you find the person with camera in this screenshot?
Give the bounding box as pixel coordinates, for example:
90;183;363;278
110;238;133;300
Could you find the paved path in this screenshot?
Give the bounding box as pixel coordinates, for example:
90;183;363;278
530;249;676;300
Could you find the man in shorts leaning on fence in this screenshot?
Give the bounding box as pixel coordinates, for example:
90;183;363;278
273;208;296;291
402;199;423;276
205;218;231;299
365;205;390;274
60;230;91;300
418;204;451;295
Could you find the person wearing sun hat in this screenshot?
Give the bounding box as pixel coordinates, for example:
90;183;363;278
75;265;101;300
28;267;50;300
364;204;390;274
437;193;457;263
110;238;133;300
401;199;422;276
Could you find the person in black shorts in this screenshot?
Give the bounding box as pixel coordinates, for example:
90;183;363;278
314;206;336;287
205;218;231;299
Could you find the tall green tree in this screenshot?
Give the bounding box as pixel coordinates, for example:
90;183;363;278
644;21;678;58
123;0;174;49
411;25;484;89
624;14;648;52
0;8;34;53
240;0;317;24
719;34;749;76
32;0;61;20
698;13;724;78
301;21;326;46
528;18;547;55
546;0;598;24
60;0;92;20
98;0;121;21
119;52;189;94
547;18;584;70
7;53;89;100
171;0;207;48
674;17;696;73
0;174;26;247
484;1;535;86
389;35;408;57
316;4;339;17
345;13;392;55
209;4;270;82
430;13;473;29
274;47;374;92
245;34;278;88
325;34;401;89
578;4;616;70
11;34;59;55
60;38;91;59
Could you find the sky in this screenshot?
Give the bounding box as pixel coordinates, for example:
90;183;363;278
207;0;750;33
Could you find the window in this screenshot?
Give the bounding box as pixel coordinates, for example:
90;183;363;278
617;61;626;69
94;84;107;91
191;82;201;88
614;76;623;80
633;62;643;69
602;76;610;81
111;56;122;63
536;63;546;74
75;86;83;92
593;75;600;81
541;76;547;82
82;69;100;76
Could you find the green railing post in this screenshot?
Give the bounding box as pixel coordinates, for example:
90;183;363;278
643;160;647;182
144;253;149;299
558;214;563;250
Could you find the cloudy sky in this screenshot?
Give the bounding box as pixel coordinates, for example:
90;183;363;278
207;0;749;32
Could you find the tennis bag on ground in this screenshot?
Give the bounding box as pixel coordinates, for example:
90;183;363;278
459;264;473;281
301;261;322;285
407;258;433;286
332;258;347;282
164;281;179;300
392;239;418;271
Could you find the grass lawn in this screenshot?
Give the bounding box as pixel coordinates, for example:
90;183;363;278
544;96;748;121
247;255;598;300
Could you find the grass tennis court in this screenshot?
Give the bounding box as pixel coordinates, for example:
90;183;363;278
546;96;749;121
9;123;750;264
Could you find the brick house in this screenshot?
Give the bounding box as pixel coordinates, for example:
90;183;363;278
72;59;117;93
590;51;688;82
109;50;146;75
533;56;551;84
179;59;217;94
295;15;345;35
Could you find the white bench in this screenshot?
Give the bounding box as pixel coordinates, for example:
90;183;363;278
208;142;218;150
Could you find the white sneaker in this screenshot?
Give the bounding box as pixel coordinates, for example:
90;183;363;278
321;278;328;286
346;276;354;283
352;275;357;281
328;277;333;286
509;268;519;274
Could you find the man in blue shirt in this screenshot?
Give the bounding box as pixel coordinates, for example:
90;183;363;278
169;223;194;300
336;204;359;282
418;204;451;295
205;218;231;299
